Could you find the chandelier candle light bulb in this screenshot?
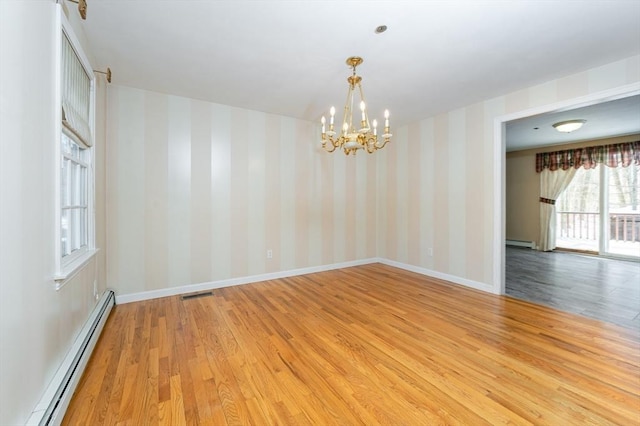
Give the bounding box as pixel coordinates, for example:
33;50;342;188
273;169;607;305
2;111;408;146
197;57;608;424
325;107;336;136
320;56;392;155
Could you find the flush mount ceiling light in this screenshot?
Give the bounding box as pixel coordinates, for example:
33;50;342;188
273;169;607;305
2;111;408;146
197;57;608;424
552;119;586;133
320;57;392;155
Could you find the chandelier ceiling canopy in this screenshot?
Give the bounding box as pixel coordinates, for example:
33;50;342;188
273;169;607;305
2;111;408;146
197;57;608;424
320;57;391;155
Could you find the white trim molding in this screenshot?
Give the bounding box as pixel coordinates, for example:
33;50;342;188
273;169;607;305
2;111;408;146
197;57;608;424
115;257;493;305
505;240;536;249
116;258;380;304
493;81;640;296
379;259;494;294
54;248;99;290
54;5;97;286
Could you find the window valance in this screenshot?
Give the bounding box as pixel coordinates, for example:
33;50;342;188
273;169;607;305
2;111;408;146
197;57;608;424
535;141;639;173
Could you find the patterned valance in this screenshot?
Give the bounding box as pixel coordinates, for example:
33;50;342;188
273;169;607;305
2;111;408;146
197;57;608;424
535;141;640;173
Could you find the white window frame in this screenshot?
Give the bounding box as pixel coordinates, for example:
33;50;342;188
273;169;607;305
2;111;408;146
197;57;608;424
54;6;97;287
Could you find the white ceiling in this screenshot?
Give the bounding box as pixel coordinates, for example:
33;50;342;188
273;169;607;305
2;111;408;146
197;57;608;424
79;0;640;144
506;95;640;152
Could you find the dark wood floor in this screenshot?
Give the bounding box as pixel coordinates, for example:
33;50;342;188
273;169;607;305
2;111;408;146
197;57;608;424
506;246;640;331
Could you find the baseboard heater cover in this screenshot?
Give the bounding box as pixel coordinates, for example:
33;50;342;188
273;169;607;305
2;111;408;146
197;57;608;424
27;289;116;426
506;239;536;249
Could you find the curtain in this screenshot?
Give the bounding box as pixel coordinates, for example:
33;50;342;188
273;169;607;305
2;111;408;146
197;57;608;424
535;140;639;251
536;141;639;172
538;167;578;251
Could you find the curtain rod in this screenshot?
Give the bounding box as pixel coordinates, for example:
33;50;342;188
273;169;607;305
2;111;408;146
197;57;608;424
62;0;87;20
93;68;112;83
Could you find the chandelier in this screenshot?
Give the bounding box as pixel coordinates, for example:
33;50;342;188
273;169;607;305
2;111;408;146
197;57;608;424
320;57;392;155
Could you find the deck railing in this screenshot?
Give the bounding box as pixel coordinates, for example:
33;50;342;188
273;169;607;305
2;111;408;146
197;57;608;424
610;213;640;243
557;212;640;243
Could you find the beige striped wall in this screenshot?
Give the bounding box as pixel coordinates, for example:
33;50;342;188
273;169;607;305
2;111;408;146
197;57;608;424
106;89;378;296
106;55;640;298
380;55;639;287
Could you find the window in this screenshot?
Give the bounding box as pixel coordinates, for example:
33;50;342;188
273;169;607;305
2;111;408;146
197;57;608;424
61;133;89;258
55;7;96;284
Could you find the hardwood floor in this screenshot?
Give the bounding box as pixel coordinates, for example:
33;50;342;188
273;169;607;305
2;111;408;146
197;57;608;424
506;246;640;331
64;263;640;425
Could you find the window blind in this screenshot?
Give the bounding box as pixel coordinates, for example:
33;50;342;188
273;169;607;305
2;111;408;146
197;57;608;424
61;31;92;148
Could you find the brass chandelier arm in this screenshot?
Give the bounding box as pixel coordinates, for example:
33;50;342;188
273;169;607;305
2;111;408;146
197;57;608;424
373;137;391;151
364;137;377;154
320;135;339;153
321;127;391;155
362;134;390;154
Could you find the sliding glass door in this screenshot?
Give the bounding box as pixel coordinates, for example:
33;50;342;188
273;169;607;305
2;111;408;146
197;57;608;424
556;163;639;258
606;163;640;257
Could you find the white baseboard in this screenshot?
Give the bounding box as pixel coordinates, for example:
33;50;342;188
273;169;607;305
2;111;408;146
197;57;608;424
506;239;536;249
116;258;493;304
115;258;381;304
379;259;494;293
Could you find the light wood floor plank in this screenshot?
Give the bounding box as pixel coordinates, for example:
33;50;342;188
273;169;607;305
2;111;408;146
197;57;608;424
64;263;640;425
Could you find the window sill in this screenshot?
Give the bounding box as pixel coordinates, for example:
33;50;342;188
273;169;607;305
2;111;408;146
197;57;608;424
54;248;99;290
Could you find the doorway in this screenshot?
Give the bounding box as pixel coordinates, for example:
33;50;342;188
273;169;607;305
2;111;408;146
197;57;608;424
498;85;640;295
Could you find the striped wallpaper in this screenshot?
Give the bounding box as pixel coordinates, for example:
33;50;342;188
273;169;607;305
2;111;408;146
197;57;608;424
106;55;640;298
380;55;639;288
106;88;378;296
378;100;501;287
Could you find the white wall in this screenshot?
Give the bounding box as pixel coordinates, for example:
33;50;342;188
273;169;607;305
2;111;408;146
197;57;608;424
0;2;107;424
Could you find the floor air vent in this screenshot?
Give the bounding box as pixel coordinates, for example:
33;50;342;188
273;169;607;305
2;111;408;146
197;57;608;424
181;291;213;300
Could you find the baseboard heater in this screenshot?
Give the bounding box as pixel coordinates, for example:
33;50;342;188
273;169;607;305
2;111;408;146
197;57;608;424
27;289;116;426
506;239;535;249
